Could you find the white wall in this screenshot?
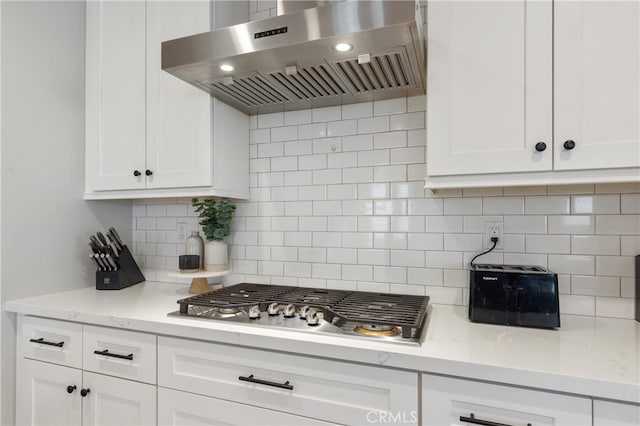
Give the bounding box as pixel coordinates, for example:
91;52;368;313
0;2;131;424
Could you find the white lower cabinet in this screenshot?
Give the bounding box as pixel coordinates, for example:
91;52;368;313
16;316;157;426
18;359;82;426
158;336;419;425
593;400;640;426
421;374;592;426
158;387;334;426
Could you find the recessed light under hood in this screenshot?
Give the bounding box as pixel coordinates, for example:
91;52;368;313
161;0;425;115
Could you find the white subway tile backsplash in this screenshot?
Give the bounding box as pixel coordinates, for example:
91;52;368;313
328;120;357;137
327;184;357;200
504;215;547;234
373;233;407;249
342;167;373;184
620;235;640;255
390;250;425;267
390;147;425;165
298;216;327;232
596;256;635;277
374;98;407;116
357;116;389;134
621;194;640;213
327;248;357;264
391;216;425;233
284;109;311;126
548;255;594;275
284;140;312;156
389;111;424;131
271;126;298;142
313;169;342;185
572;235;620;255
358;149;389;167
373;165;406;182
427;216;463;233
299;154;327;170
444;198;482;215
374;131;407;149
342;102;372;119
343;200;374;215
134;96;637;318
312;106;341;123
298;247;326;263
525;235;571;254
595;297;634;319
596;215;640;235
258;112;283;129
483;197;524;215
374;200;407;215
408;233;443;251
358;216;390;232
299;123;327;140
342;264;373;281
327;216;357;232
572;275;620;297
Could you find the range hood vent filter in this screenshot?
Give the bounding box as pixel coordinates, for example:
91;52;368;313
334;49;417;94
268;65;348;101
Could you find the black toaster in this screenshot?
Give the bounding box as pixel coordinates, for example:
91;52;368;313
469;264;560;329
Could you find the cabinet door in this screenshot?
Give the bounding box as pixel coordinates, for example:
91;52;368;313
554;0;640;171
17;359;82;426
421;374;591;426
145;0;213;189
158;387;336;426
427;0;552;176
593;400;640;426
81;371;156;426
85;0;146;191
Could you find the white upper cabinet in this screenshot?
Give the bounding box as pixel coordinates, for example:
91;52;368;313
85;1;249;200
426;0;640;189
427;0;552;176
554;0;639;171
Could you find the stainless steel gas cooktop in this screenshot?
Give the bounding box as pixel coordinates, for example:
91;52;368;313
169;283;430;345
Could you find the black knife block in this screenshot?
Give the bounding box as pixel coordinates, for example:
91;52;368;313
95;245;145;290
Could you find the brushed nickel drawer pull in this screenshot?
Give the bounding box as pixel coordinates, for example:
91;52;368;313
29;337;64;348
239;374;293;390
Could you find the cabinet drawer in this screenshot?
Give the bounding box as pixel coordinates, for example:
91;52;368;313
83;325;156;384
20;316;82;368
422;374;592;426
158;336;418;425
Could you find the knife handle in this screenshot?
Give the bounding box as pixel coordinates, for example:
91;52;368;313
90;254;102;271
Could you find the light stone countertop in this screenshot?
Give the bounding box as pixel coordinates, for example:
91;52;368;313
6;282;639;404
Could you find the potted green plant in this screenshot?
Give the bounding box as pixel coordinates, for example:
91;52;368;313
192;197;236;272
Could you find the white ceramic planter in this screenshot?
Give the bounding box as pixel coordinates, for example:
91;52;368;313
204;240;228;272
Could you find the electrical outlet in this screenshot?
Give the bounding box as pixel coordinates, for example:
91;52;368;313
484;221;504;250
177;222;187;241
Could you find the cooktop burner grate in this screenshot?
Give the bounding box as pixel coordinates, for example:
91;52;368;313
175;283;430;341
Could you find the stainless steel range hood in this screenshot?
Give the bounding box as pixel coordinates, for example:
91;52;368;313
161;0;425;115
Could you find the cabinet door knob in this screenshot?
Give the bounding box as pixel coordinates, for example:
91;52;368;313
145;169;153;176
133;170;141;177
534;142;547;152
80;388;91;397
563;140;576;150
66;385;76;394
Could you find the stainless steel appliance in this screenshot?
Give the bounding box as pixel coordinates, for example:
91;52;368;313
469;264;560;329
170;283;430;345
161;0;425;115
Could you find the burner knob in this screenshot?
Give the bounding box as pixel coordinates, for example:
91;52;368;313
283;304;295;318
248;305;261;320
299;305;310;319
306;311;320;326
267;302;280;316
